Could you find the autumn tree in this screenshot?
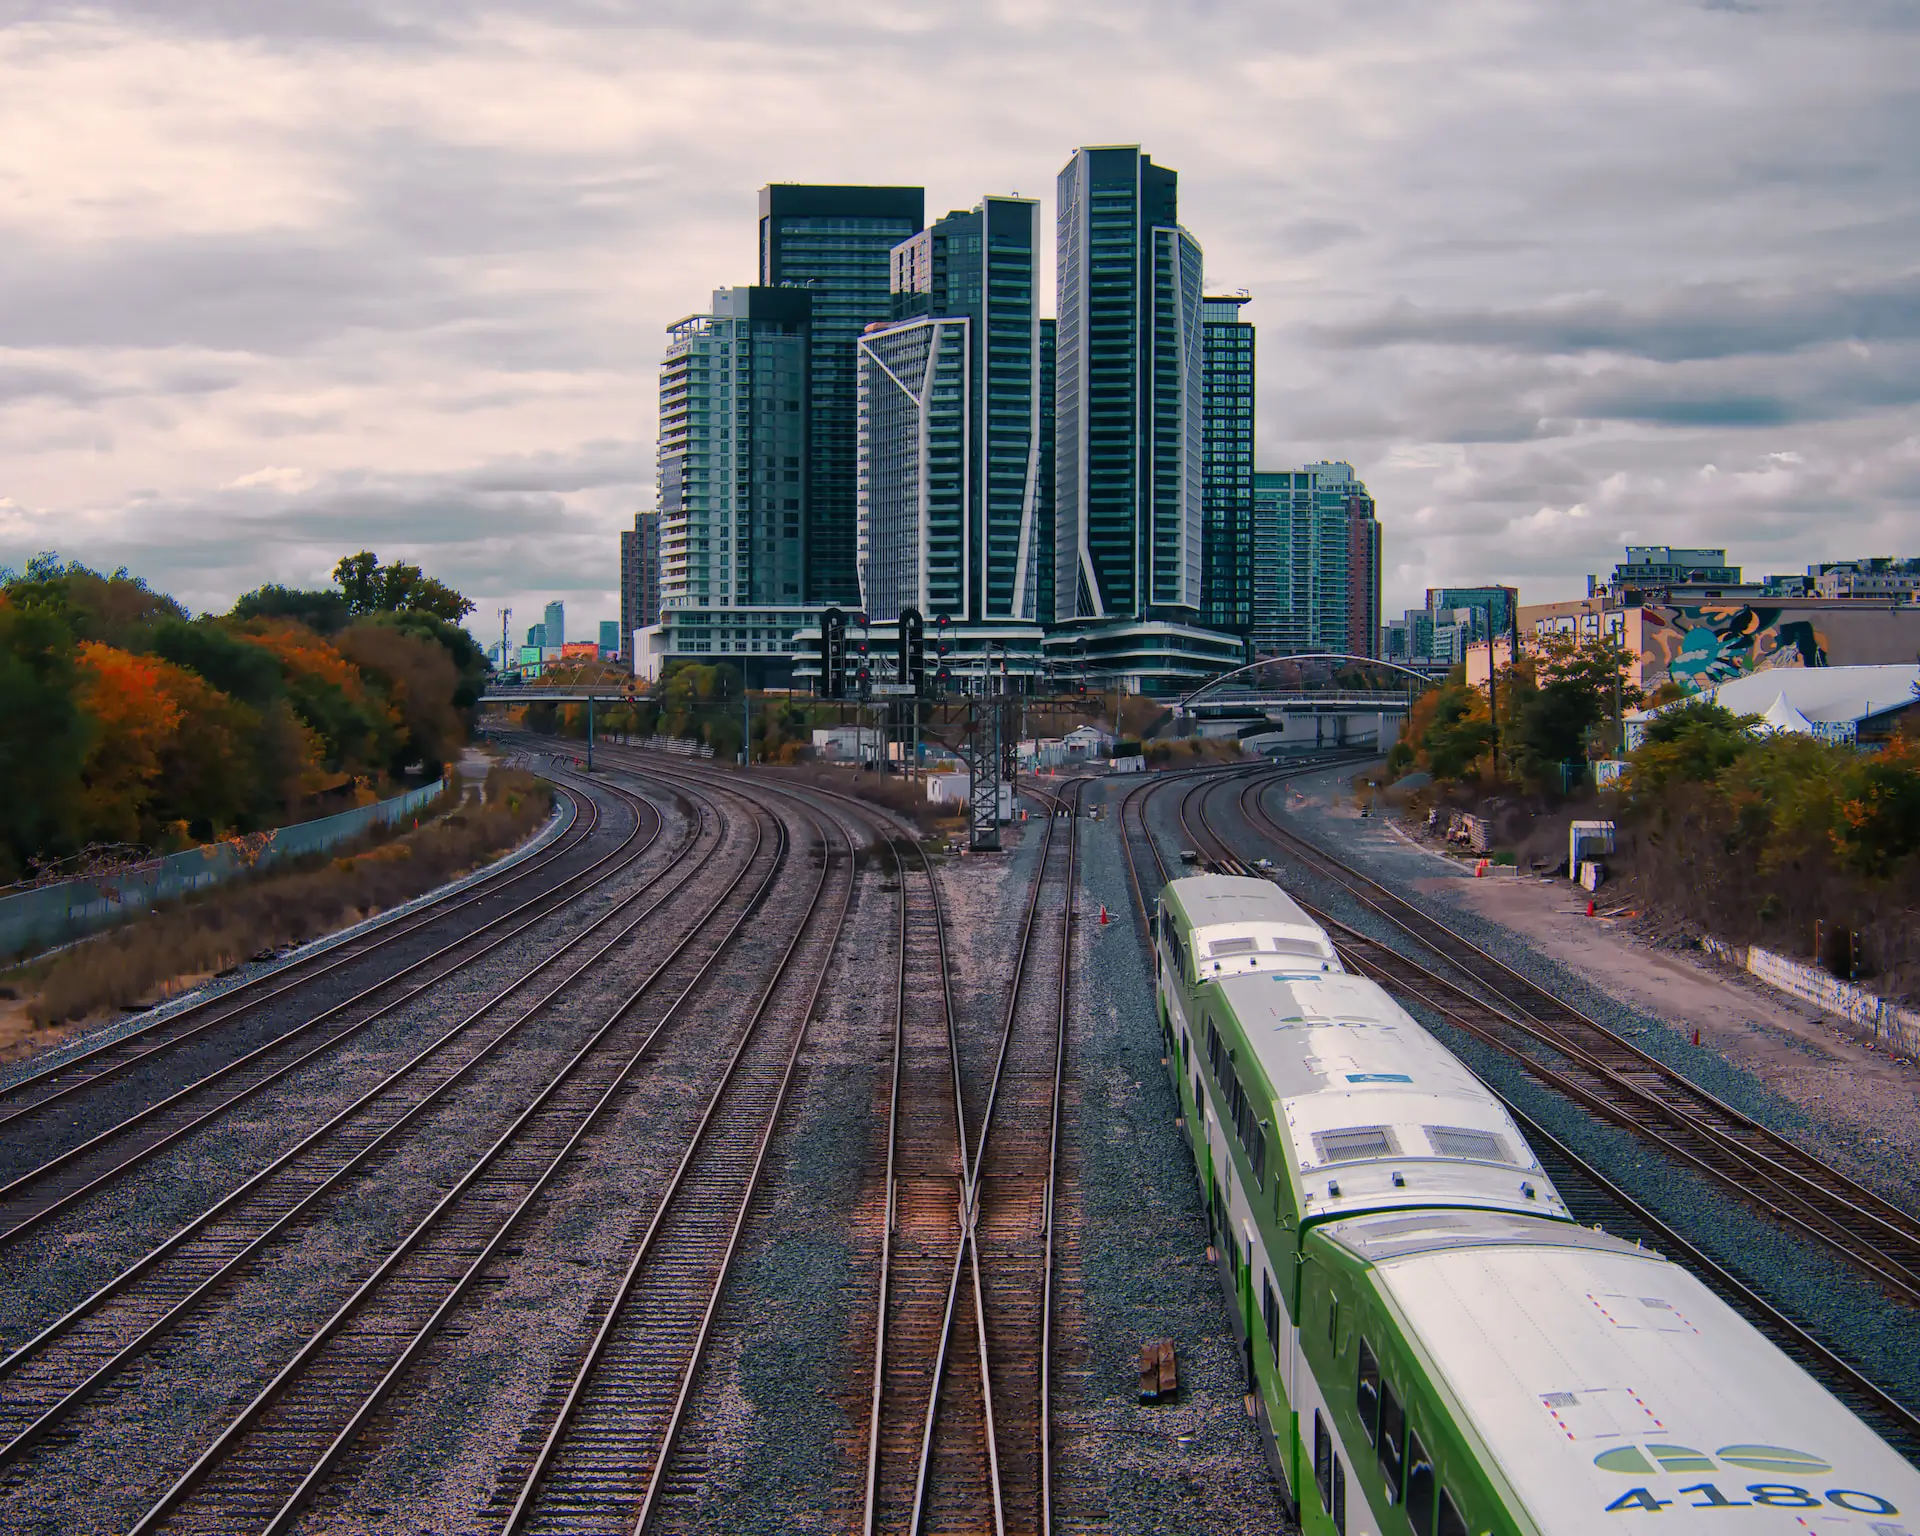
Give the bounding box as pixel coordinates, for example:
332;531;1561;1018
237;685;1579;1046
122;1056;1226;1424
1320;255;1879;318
0;596;91;872
332;551;475;623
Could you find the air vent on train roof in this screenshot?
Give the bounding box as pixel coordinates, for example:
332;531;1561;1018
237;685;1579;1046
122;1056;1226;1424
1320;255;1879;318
1425;1126;1511;1163
1312;1126;1398;1164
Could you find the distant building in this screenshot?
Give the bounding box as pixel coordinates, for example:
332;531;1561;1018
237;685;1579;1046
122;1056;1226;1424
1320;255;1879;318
543;601;565;651
598;620;619;658
620;510;661;663
1519;591;1920;695
1251;463;1378;657
1810;557;1920;601
1428;585;1517;640
761;182;925;607
1595;546;1746;602
525;622;546;649
1199;293;1255;636
1347;482;1382;660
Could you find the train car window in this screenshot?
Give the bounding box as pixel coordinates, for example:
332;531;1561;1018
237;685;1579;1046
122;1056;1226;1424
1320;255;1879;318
1436;1488;1467;1536
1248;1122;1267;1187
1333;1454;1348;1535
1406;1431;1436;1536
1262;1275;1282;1362
1314;1412;1333;1510
1379;1381;1406;1501
1356;1338;1381;1443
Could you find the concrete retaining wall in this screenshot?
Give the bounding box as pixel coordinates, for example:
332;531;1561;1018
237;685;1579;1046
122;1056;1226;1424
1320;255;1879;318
1704;936;1920;1056
0;779;447;960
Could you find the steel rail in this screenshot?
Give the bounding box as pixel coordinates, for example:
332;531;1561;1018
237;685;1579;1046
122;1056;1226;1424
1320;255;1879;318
856;817;968;1536
0;775;727;1465
0;771;675;1246
903;787;1077;1536
626;798;872;1534
0;774;600;1120
276;795;851;1536
1226;771;1920;1293
126;785;788;1535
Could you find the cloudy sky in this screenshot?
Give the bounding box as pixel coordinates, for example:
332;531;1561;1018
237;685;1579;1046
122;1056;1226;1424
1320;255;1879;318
2;1;1917;640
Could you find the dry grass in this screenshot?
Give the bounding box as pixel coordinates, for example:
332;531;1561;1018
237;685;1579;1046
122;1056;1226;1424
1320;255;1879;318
765;762;945;833
18;769;553;1030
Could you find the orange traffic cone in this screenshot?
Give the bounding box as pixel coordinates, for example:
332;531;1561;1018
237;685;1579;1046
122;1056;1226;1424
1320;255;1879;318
1099;904;1110;925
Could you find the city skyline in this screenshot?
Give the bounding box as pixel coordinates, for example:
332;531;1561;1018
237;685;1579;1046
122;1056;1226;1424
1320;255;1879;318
3;5;1916;640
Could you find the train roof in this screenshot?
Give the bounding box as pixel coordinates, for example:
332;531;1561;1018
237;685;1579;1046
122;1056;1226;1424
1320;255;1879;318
1163;873;1319;931
1322;1207;1920;1535
1215;972;1568;1225
1163;875;1341;977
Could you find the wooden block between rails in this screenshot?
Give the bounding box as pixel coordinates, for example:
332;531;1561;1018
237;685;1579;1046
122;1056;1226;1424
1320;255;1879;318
1138;1338;1177;1402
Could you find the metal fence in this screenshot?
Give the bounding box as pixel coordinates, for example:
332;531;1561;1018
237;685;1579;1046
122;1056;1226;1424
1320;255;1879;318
0;779;447;960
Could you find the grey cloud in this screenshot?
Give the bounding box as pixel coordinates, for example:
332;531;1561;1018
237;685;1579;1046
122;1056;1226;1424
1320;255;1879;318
1317;273;1920;363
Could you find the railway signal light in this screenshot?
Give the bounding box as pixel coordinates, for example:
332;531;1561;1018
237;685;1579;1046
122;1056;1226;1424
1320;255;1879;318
898;607;927;698
820;606;848;699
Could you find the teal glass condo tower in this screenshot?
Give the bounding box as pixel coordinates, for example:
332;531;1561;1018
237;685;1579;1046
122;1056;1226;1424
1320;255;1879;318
1049;145;1240;691
760;183;924;608
1251;462;1379;658
1200;293;1255;635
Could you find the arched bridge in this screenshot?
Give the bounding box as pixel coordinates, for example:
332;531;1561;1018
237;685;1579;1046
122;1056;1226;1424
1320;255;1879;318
1176;654;1439;750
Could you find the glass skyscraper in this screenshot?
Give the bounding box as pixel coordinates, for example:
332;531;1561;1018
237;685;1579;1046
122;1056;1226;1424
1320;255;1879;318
651;286;813;677
1251;462;1378;657
759;184;924;608
618;509;660;662
859;196;1048;626
1050;146;1237;691
1200;292;1255;635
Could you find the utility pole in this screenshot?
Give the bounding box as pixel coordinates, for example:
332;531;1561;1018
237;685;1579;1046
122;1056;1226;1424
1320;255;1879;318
499;607;511;678
742;682;750;768
1483;605;1500;781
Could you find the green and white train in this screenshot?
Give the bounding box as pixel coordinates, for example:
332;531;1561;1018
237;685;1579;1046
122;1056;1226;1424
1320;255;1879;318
1154;873;1920;1536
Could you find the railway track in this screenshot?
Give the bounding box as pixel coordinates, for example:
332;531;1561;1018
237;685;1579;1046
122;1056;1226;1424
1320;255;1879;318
0;773;602;1132
0;773;680;1246
1118;760;1920;1455
862;806;975;1536
495;797;855;1535
0;771;734;1474
1214;770;1920;1307
117;775;808;1534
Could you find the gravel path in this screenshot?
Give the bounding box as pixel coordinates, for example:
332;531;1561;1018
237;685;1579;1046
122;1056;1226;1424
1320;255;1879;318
1053;777;1291;1534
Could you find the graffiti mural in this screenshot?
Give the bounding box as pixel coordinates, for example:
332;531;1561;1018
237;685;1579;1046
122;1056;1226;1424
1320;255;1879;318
1641;605;1829;693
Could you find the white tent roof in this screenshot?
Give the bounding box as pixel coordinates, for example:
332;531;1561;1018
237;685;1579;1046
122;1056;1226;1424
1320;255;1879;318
1707;663;1919;724
1757;691;1814;733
